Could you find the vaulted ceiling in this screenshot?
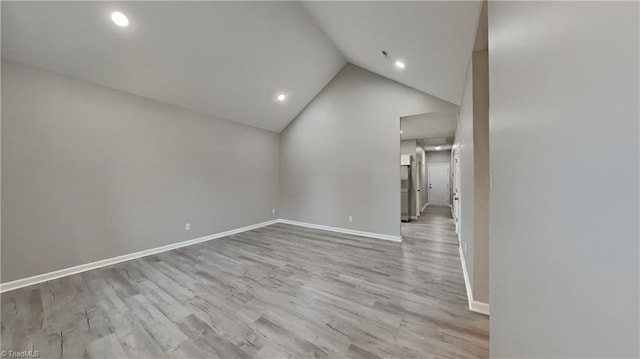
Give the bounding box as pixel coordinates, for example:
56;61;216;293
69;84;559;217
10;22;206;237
2;1;482;133
302;1;482;106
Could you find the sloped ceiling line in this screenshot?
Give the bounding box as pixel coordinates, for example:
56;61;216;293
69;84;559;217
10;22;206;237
2;1;481;133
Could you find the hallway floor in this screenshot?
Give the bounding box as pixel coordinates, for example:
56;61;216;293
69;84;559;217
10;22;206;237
401;204;489;352
402;205;460;246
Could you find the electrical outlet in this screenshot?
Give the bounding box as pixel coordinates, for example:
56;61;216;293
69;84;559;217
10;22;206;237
272;208;276;214
348;216;353;222
185;223;191;231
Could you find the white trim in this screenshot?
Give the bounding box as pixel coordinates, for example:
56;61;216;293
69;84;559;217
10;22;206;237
410;215;419;220
458;245;490;315
458;245;474;308
278;219;402;242
470;300;490;315
2;218;404;293
0;219;279;293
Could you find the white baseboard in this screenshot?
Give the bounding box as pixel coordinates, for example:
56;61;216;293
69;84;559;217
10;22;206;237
410;215;419;220
0;219;279;293
421;202;428;213
458;245;490;315
278;219;402;242
2;218;403;293
470;300;490;314
458;245;475;308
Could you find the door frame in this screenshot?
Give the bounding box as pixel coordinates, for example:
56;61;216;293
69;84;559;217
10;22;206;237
452;148;461;234
427;162;450;206
415;155;422;217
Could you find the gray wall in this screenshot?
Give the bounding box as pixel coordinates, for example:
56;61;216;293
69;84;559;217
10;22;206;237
400;140;417;156
280;64;457;237
454;62;475;290
489;1;639;357
424;150;451;164
1;60;280;282
455;47;490;307
471;49;489;304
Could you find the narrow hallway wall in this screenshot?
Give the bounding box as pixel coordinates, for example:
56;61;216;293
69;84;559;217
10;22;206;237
489;1;639;356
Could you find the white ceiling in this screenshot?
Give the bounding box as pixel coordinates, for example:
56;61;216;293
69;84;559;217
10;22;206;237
2;1;481;132
302;1;483;105
1;1;346;132
400;111;458;141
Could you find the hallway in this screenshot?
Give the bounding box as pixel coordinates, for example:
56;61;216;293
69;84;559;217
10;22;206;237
401;205;489;354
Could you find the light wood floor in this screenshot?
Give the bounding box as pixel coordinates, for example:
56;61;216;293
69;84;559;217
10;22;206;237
1;206;488;358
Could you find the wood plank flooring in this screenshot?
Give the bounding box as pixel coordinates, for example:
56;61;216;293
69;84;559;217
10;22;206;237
1;206;488;358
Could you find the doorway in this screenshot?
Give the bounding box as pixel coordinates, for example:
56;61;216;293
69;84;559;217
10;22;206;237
428;163;450;206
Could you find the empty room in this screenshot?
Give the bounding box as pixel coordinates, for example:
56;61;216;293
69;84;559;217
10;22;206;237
1;1;638;358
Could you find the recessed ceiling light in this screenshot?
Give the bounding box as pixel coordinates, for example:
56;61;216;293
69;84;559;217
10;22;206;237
111;11;129;27
395;61;406;69
435;146;442;150
400;130;403;134
277;94;286;102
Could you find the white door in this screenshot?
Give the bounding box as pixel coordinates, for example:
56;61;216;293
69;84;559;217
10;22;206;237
428;163;450;205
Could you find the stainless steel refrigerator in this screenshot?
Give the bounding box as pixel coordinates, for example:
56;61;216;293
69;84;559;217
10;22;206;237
401;163;412;222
